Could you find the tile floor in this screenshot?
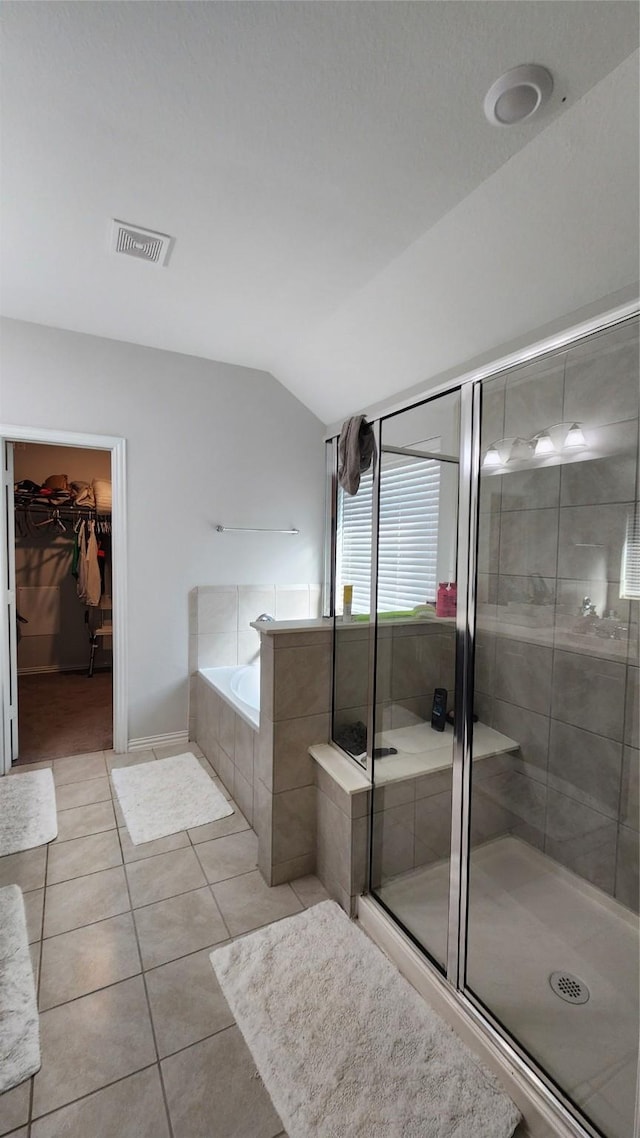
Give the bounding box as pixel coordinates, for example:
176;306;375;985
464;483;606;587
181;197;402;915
0;744;331;1138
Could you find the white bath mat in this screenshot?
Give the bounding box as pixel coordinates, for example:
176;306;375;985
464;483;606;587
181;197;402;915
0;885;40;1093
211;900;521;1138
0;768;57;856
111;753;233;845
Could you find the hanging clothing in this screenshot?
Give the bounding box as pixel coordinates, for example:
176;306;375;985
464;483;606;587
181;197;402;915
338;415;377;496
85;520;102;606
76;521;88;601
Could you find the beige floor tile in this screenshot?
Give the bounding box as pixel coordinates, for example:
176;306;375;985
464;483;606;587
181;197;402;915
134;887;228;970
212;871;302;936
290;874;330;908
47;830;122;885
32;977;156;1118
53;751;107;785
118;827;189;863
44;866;130;937
107;750;156;771
31;1066;170;1138
0;1079;30;1136
153;743;203;760
0;846;47;892
146;947;235;1058
125;847;207;908
5;1128;27;1137
113;799;125;826
39;913;141;1010
194;830;258;884
188;805;250;844
24;888;44;943
162;1027;283;1138
55;800;116;843
55;776;111;812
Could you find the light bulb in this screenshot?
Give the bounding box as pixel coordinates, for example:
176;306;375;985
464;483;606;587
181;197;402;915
482;445;501;469
564;423;586;449
533;431;555;457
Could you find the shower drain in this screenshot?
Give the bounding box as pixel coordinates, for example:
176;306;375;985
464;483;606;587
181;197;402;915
549;971;590;1005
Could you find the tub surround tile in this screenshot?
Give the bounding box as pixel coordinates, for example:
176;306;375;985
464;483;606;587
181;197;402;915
232;767;254;824
273;643;332;720
498;508;559;578
560;451;637;507
272;714;328;791
269;853;316;886
504;357;565;441
237;629;260;664
197;588;238;635
218;700;236;760
621;747;639;831
234;718;255;784
238;586;275;632
197;633;238;669
625;667;639;748
499;466;561;512
563;324;639;429
272;786;316;865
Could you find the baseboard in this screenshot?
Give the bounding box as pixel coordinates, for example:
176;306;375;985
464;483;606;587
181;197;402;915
127;730;189;752
357;895;593;1138
18;664;87;676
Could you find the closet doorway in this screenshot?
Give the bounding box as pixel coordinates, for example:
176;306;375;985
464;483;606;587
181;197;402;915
1;425;127;774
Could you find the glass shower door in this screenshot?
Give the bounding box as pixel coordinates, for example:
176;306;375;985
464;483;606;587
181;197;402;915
370;390;461;971
466;318;639;1138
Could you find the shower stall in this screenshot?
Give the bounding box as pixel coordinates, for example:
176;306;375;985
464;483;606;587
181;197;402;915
329;308;639;1138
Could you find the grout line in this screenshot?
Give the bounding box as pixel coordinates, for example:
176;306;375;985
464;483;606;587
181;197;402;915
28;1062;159;1129
115;825;176;1138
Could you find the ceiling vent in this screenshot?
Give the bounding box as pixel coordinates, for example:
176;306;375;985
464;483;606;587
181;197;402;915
110;220;173;267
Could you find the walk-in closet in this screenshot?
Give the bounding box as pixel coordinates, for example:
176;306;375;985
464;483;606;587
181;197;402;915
13;442;113;762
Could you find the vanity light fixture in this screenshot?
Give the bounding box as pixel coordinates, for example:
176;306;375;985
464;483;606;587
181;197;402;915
533;430;555;457
563;423;586;449
482;444;502;469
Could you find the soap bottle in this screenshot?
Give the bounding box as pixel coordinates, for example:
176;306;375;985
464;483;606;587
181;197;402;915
343;584;353;622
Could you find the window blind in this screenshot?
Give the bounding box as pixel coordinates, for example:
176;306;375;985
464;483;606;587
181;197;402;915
337;454;441;614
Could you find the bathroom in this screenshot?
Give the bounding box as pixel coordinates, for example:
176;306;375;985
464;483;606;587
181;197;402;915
1;3;639;1137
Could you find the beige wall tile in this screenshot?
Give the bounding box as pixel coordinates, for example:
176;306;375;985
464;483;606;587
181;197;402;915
197;633;238;669
273;643;331;720
275;586;310;620
272;786;316;864
197;587;238;635
270;852;316;885
238;586;276;631
272;714;328;792
234;717;255;784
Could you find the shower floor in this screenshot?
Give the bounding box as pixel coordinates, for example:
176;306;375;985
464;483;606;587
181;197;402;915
378;836;638;1138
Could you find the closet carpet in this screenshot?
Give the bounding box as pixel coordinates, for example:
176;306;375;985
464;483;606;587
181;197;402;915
16;672;112;763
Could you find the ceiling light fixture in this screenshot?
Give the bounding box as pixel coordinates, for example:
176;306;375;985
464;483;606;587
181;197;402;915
484;64;553;127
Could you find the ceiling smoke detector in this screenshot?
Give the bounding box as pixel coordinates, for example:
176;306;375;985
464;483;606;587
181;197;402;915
484;64;553;126
110;220;174;266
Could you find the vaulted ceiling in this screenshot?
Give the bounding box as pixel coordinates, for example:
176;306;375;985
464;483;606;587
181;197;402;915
1;2;638;422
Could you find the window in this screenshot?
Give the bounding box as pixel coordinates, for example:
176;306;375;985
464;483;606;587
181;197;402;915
336;450;441;614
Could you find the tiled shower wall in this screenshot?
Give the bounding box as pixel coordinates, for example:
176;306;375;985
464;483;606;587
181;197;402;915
475;318;639;912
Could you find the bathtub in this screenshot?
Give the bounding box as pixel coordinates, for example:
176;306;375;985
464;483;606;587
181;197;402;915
199;664;260;730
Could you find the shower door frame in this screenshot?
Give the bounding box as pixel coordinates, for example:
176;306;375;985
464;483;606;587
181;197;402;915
328;295;639;1138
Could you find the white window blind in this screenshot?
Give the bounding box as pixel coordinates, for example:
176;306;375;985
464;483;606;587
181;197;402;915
337;454;441;614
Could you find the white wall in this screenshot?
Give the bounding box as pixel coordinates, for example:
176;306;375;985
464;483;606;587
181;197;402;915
1;317;325;742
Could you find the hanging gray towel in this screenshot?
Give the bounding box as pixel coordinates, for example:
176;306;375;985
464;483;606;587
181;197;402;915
338;416;377;496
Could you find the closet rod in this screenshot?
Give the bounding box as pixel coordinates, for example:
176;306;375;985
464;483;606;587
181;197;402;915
214;525;299;535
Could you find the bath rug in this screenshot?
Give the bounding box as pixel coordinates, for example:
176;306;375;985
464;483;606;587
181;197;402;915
211;900;521;1138
0;768;57;856
111;753;233;844
0;885;41;1092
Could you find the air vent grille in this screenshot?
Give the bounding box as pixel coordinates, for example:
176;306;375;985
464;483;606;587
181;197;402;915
111;220;173;267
